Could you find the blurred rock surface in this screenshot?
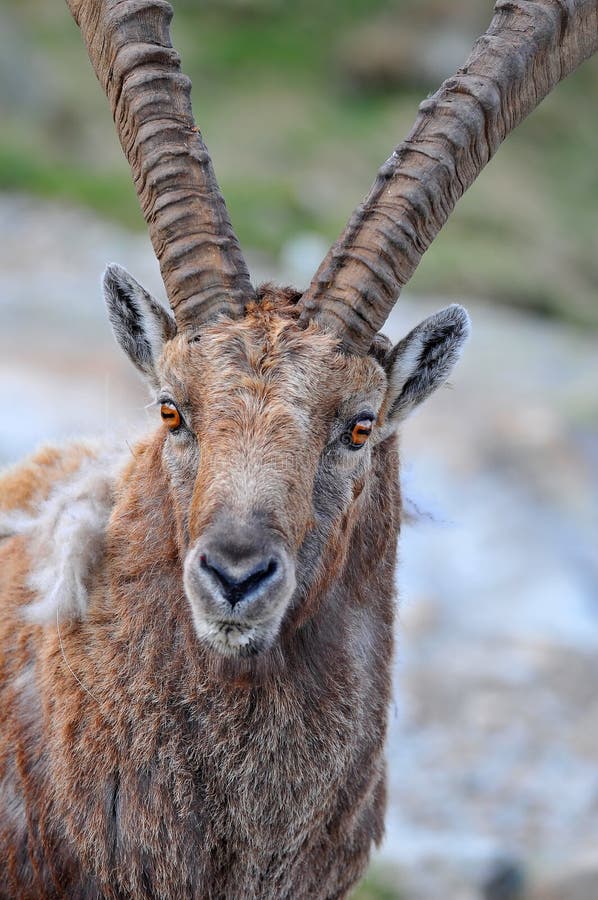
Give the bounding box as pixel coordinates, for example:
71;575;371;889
336;19;475;93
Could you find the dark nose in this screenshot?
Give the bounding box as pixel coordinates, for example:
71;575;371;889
200;552;279;608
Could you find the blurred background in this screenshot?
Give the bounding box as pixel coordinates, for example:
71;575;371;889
1;0;597;897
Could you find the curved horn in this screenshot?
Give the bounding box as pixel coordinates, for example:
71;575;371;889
66;0;255;331
297;0;598;355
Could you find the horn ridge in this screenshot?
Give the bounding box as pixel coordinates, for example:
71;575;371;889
297;0;598;354
66;0;255;328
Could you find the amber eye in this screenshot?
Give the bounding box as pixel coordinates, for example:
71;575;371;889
160;402;182;431
350;418;374;448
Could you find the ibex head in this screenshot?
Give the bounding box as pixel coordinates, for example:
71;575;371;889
66;0;595;657
104;266;468;657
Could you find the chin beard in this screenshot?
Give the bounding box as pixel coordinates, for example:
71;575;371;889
194;617;279;659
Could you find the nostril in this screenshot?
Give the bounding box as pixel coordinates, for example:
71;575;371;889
199;554;278;607
239;558;277;597
199;554;231;592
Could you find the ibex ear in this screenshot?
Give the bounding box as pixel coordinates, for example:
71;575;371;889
383;305;470;426
103;264;176;389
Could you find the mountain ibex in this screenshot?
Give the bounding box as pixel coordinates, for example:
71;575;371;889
1;0;596;896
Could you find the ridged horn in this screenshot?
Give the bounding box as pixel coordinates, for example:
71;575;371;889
66;0;255;331
297;0;598;355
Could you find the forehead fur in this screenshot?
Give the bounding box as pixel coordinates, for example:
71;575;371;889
159;286;386;414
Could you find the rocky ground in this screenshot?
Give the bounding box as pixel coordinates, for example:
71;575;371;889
1;194;597;899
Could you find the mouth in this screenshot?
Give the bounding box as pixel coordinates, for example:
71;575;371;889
194;618;267;658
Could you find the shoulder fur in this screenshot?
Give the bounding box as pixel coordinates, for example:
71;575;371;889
0;442;127;624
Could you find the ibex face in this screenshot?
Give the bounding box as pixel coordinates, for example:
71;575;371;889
105;266;469;658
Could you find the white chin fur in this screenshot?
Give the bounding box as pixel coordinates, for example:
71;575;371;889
192;617;277;658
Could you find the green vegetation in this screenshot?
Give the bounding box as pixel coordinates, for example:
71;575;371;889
352;867;403;899
1;0;597;325
0;143;143;231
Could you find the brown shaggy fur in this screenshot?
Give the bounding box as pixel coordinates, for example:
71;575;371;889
0;290;400;898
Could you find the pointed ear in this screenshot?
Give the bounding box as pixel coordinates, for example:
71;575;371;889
103;264;176;389
383;304;470;424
